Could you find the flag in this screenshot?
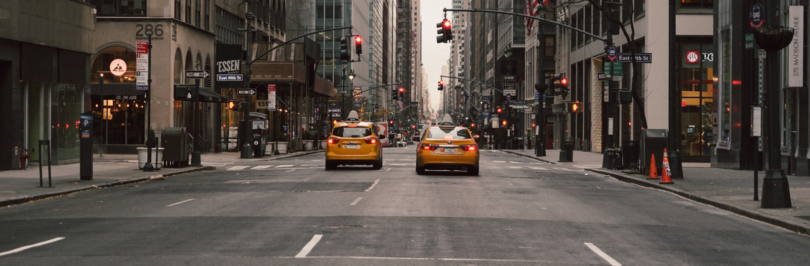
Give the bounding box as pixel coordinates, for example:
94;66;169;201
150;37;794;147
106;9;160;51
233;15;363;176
525;0;547;36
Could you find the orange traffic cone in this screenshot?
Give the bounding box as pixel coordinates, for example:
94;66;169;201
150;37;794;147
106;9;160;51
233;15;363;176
660;148;674;184
647;153;659;179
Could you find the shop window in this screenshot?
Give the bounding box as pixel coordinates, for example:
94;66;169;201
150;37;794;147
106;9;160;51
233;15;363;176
718;30;731;148
93;0;147;16
680;42;714;157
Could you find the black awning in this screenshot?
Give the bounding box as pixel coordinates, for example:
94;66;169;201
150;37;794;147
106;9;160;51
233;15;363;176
174;86;232;103
91;84;147;100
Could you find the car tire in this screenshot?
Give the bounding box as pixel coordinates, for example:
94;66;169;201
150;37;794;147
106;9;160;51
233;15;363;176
372;158;382;170
469;166;479;176
416;165;426;175
325;160;337;170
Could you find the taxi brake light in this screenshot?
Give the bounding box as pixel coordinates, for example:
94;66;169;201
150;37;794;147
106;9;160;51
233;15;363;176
421;144;436;150
348;125;357;128
462;145;477;151
327;137;340;144
364;137;377;144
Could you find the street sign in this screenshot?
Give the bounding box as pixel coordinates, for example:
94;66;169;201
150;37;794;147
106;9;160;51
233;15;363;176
597;72;610;81
612;76;622;81
503;89;517;96
758;49;766;59
136;41;148;54
607;46;618;62
216;74;243;81
750;4;764;28
612;62;623;76
616;53;652;63
745;33;756;50
237;88;256;95
185;70;210;79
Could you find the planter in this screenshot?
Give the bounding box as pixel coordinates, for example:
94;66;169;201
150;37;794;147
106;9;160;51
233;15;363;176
319;140;327;149
303;140;314;151
136;147;164;170
276;142;288;154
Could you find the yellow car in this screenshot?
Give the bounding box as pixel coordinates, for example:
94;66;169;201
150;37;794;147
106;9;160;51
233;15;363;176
416;117;479;175
325;111;383;170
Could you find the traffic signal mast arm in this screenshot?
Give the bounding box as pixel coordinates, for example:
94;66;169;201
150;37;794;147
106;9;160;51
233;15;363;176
249;26;353;65
442;8;606;42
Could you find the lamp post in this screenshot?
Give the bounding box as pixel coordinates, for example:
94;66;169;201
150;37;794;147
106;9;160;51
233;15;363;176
240;1;255;159
99;73;106;145
142;32;155;171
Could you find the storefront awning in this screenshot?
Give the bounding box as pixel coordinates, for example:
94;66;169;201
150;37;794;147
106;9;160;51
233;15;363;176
173;86;232;103
91;84;147;100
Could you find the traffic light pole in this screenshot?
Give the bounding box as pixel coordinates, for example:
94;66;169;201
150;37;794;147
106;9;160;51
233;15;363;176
535;34;546;157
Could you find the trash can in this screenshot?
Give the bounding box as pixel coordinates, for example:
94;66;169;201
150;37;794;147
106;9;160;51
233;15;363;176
622;140;639;170
161;127;188;168
639;129;668;176
559;141;574;162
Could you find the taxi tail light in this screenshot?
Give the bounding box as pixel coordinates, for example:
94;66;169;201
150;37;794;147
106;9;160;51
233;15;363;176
327;137;340;144
462;145;477;151
421;144;437;150
364;137;377;144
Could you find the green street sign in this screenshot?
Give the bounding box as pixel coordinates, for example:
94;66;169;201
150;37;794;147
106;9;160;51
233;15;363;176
745;33;756;50
612;62;623;76
603;61;623;76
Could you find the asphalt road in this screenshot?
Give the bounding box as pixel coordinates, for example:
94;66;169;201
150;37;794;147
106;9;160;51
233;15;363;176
2;146;810;265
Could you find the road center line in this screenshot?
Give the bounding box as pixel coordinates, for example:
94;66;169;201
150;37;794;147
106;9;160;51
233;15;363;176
584;242;622;266
364;179;380;192
295;234;323;258
286;169;296;173
167;199;195;207
0;237;65;257
350;197;363;205
386;168;391;171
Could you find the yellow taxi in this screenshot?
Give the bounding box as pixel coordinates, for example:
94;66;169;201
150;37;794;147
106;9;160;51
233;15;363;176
416;115;479;175
325;111;383;170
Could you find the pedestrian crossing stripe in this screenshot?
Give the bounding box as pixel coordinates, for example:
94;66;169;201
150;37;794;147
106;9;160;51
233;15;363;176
226;166;249;171
251;165;272;170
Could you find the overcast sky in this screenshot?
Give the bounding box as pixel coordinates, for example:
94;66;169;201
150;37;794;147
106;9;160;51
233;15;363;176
420;0;453;113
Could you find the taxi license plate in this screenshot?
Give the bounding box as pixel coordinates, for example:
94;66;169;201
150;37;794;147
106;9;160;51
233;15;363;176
345;144;359;149
443;148;455;153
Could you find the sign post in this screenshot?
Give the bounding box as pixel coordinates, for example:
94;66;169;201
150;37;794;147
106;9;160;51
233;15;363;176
268;84;277;111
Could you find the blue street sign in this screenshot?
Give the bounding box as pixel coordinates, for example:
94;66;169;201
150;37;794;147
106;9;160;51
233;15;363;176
217;74;244;82
136;85;148;90
617;53;652;63
749;4;764;28
535;92;540;100
607;46;618;62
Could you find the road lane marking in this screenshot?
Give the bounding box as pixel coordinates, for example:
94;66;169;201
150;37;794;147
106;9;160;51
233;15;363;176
554;168;575;171
286;169;296;173
276;165;294;168
493;161;506;163
584;243;622;266
389;163;409;166
226;166;249;171
386;168;391;171
167;199;195;207
295;234;323;258
350;197;363;205
364;179;380;192
0;237;65;257
251;165;272;170
510;161;522;164
299;256;546;263
530;167;548;170
509;166;523;169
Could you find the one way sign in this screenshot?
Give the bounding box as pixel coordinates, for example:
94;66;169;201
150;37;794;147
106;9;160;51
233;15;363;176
185;70;210;79
237;88;256;95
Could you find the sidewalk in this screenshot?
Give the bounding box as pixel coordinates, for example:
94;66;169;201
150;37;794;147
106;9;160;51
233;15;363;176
0;149;322;207
502;148;810;235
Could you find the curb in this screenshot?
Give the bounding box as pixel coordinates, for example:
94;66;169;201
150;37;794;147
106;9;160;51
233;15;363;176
586;168;810;235
0;166;211;208
500;150;557;164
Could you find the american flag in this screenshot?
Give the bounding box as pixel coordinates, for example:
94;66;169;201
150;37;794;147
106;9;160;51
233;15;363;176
525;0;548;36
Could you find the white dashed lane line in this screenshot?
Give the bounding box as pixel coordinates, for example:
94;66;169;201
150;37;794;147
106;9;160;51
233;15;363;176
226;166;250;171
350;197;363;206
251;165;273;170
0;237;65;257
584;242;622;266
295;234;323;258
166;199;195;207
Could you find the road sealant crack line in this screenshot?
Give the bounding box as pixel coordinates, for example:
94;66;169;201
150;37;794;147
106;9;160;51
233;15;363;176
295;234;323;258
586;168;810;235
0;237;65;257
584;242;622;266
364;179;380;192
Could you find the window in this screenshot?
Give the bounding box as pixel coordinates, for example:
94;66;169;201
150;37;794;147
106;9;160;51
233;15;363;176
545;36;554;56
175;0;181;19
623;0;632;23
186;0;191;24
195;0;201;27
634;0;645;17
585;6;592;43
93;0;147;16
570;12;577;50
426;128;472;140
332;127;373;137
718;30;731;148
204;0;209;30
317;4;342;19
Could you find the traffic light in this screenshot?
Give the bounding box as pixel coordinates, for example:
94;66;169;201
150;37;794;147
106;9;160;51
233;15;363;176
389;120;394;125
560;77;569;98
354;36;362;55
339;37;351;61
411;125;416;129
502;120;508;126
228;100;240;111
436;19;452;43
567;101;584;113
399;87;405;99
471;123;476;128
392;88;398;100
496;106;503;113
438;80;444;91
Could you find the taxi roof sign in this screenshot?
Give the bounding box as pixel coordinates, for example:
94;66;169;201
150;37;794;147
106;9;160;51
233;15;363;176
346;110;361;122
438;114;455;128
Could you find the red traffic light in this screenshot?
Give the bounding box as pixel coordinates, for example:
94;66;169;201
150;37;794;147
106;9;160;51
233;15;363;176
411;125;416;129
389;121;394;124
561;78;568;86
497;107;502;113
355;36;362;44
471;123;476;128
399;87;405;93
439;80;444;85
443;20;451;29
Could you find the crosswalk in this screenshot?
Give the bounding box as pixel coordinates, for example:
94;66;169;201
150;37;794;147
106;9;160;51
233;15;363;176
222;161;577;172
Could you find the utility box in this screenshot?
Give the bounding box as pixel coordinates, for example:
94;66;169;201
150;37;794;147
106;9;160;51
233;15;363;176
639;129;668;176
161;127;189;167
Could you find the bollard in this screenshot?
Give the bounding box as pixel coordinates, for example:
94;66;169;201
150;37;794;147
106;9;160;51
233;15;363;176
38;140;52;188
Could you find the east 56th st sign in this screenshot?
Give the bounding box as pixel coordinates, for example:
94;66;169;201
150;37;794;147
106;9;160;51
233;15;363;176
617;53;652;63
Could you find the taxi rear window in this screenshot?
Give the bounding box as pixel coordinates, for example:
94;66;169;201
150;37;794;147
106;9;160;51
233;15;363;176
426;128;471;140
332;127;373;137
